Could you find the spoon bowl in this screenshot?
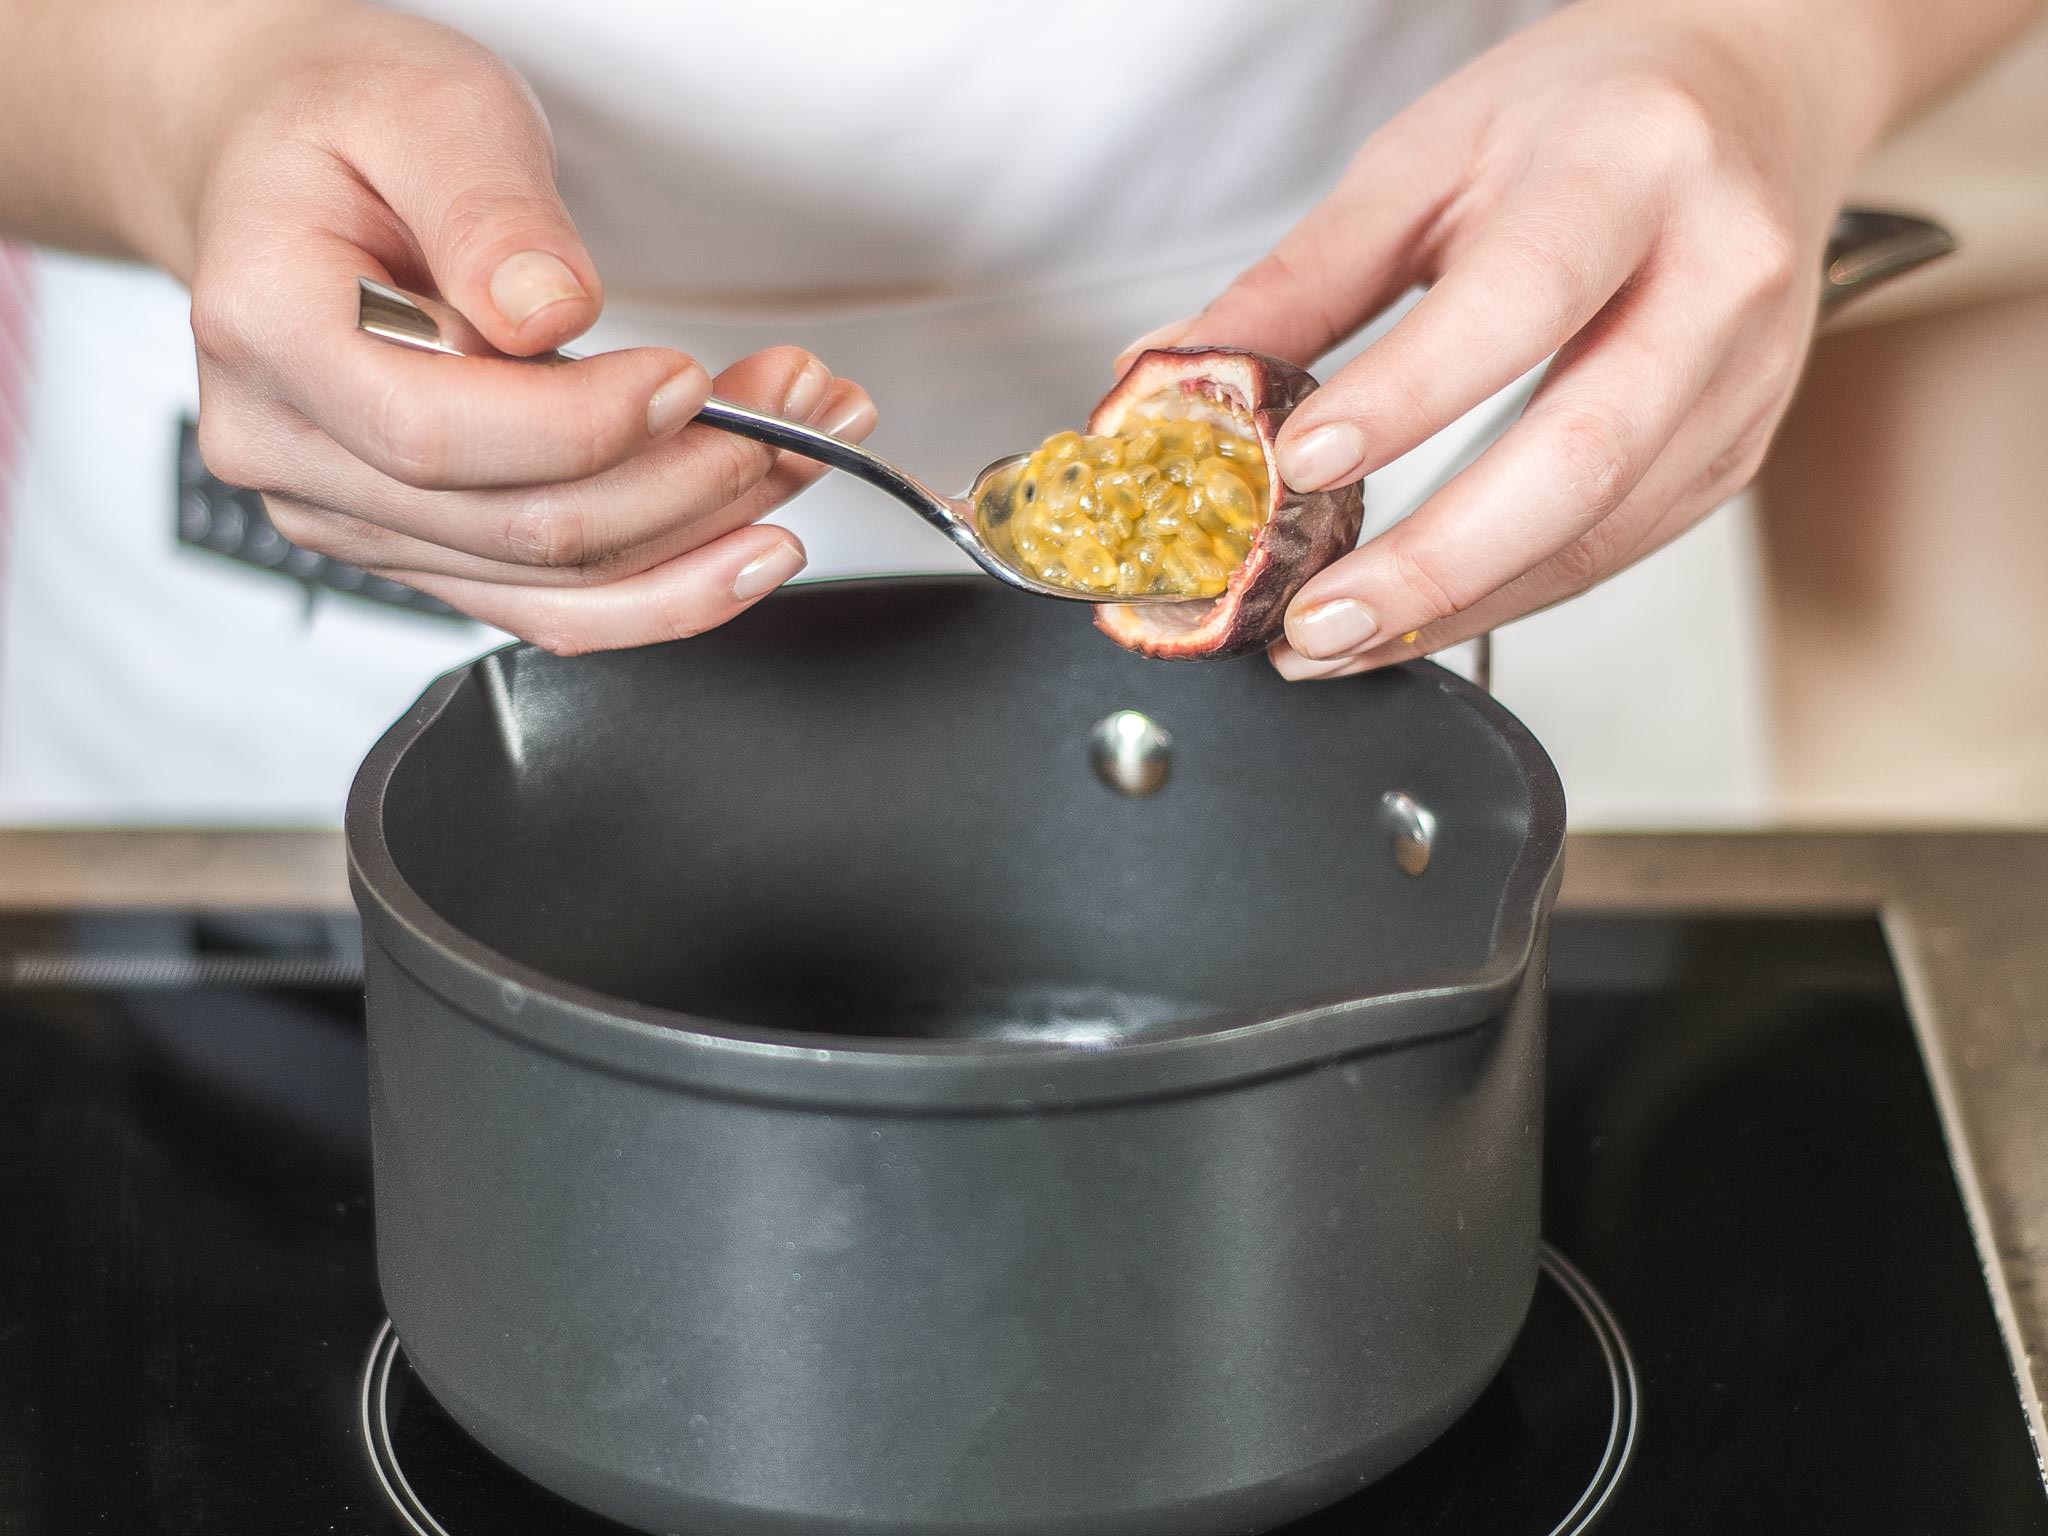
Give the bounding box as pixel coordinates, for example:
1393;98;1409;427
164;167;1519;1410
356;279;1191;605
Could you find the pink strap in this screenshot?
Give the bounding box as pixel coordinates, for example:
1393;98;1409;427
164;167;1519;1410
0;243;32;688
0;242;31;538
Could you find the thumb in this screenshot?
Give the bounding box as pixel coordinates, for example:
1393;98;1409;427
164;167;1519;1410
358;51;600;356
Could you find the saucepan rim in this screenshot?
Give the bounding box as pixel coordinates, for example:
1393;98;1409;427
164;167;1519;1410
345;576;1566;1110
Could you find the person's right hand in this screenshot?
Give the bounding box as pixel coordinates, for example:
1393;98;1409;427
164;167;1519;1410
182;5;871;653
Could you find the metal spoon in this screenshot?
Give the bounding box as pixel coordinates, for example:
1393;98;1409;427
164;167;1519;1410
354;278;1184;604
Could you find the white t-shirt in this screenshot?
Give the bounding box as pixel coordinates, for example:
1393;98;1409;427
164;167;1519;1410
0;0;1766;826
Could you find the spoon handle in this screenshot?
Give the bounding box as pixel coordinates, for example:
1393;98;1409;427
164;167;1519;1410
688;396;971;538
356;279;1222;605
353;278;979;550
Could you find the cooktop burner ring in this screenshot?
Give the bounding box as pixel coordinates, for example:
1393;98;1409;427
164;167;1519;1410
360;1242;1639;1536
362;1319;452;1536
1537;1241;1641;1535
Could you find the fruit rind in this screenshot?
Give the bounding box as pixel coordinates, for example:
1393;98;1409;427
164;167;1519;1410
1092;348;1364;662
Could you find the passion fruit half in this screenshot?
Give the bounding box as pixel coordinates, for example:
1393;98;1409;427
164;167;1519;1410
980;347;1363;661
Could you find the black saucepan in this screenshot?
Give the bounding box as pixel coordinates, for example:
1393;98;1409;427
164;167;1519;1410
345;576;1565;1536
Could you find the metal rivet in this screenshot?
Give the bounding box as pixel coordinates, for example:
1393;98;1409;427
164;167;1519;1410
1090;710;1172;797
1379;789;1437;877
178;490;214;541
210;499;247;550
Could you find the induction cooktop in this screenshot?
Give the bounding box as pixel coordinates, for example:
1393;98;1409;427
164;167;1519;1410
1;911;2041;1533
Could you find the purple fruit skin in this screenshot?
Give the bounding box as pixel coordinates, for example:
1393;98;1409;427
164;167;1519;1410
1092;348;1364;662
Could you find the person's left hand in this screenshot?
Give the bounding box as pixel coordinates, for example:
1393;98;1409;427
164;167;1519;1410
1118;0;1886;679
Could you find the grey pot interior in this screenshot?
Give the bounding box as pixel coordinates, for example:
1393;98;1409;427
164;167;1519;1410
347;576;1566;1535
367;578;1556;1060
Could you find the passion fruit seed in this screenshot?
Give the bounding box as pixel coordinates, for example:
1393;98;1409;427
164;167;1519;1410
981;396;1270;598
1090;347;1365;662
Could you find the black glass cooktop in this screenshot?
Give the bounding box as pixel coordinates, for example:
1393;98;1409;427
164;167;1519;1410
0;912;2042;1534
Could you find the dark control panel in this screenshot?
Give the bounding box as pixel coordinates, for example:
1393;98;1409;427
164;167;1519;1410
175;420;460;619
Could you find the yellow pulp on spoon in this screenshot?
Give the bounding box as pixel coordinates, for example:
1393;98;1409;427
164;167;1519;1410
980;394;1271;598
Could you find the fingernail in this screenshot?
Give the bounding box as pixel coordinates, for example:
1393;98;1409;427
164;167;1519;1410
1114;314;1199;371
646;364;710;438
489;250;586;327
1289;597;1379;660
782;359;831;421
1277;422;1367;492
814;392;877;440
1271;648;1360;682
731;541;807;601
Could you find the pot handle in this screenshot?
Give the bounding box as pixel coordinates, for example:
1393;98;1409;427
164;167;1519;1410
1461;205;1954;692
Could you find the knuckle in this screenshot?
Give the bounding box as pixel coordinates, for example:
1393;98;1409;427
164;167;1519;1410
434;181;546;272
544;539;642;587
1770;330;1813;382
1485;219;1595;344
1369;367;1437;444
1547;403;1639;514
1236;245;1347;341
194;410;266;491
661;603;712;644
1733;213;1799;303
1553;519;1623;594
501;499;590;569
575;542;649;586
434;194;497;270
1521;543;1606;612
1614;75;1719;169
519;616;588;658
717;345;817;423
1383;541;1469;626
1700;420;1775;499
266;499;389;567
1549;539;1604;596
1239;249;1300;297
754;343;814;381
372;392;461;489
713;441;768;509
187;287;250;365
259;495;320;546
682;432;771;513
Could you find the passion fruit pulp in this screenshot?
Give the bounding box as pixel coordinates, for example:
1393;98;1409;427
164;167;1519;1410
983;347;1363;661
982;402;1271;600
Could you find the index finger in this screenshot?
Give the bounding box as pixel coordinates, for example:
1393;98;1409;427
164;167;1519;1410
227;234;716;490
1269;169;1666;495
1281;270;1723;659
